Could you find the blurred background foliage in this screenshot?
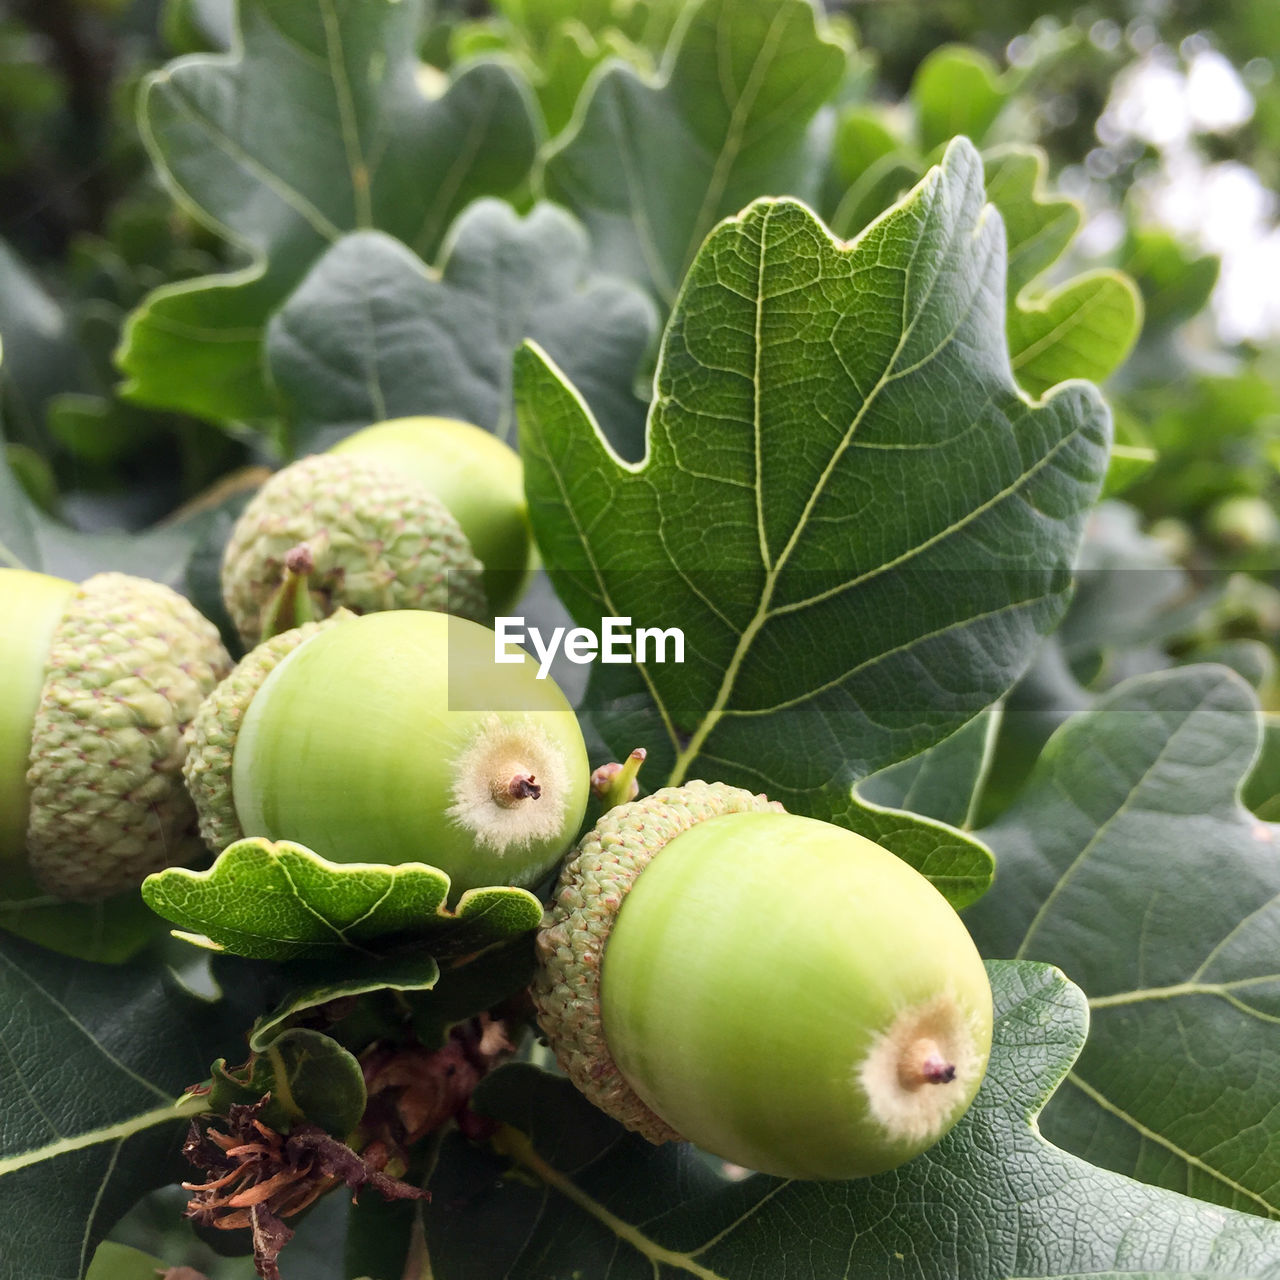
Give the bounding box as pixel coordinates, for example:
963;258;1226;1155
0;0;1276;653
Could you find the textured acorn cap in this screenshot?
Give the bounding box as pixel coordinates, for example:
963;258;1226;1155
221;453;488;649
531;780;784;1142
182;612;353;852
25;572;232;901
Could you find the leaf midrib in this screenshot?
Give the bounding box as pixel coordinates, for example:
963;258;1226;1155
500;1124;744;1278
158;74;344;246
525;366;686;757
668;196;926;782
666;178;1015;785
1089;974;1280;1024
683;3;792;288
1011;274;1129;371
0;1101;201;1178
319;0;375;230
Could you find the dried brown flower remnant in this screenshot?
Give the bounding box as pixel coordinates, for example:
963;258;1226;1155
361;1013;515;1155
182;1099;427;1280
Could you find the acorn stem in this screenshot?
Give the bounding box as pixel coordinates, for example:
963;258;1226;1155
921;1055;957;1084
899;1038;957;1089
260;544;318;641
509;774;542;801
591;748;647;813
491;767;541;808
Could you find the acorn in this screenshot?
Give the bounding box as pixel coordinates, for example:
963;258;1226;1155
1205;494;1280;552
183;610;589;895
532;783;994;1180
0;568;232;901
331;418;534;612
222;417;534;648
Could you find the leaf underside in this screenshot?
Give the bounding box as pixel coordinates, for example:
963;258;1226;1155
266;201;657;458
120;0;539;421
141;838;543;963
967;664;1280;1219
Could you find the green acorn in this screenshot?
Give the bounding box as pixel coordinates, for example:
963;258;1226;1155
532;782;994;1180
1205;494;1280;551
183;610;589;896
0;569;231;901
221;417;533;649
331;417;534;612
183;612;352;853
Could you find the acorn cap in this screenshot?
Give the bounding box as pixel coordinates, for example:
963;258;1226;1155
25;572;232;901
531;780;784;1142
183;612;353;852
221;453;489;648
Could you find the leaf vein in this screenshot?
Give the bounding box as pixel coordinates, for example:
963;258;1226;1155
1065;1070;1280;1218
155;74;344;244
319;0;374;229
0;949;173;1103
1014;683;1226;960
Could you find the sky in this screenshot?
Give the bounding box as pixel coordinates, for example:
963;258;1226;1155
1090;42;1280;345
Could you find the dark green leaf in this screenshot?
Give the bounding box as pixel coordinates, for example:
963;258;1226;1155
266;201;657;458
142;837;543;962
825;785;995;908
542;0;847;305
345;1191;422;1280
248;952;441;1050
3;441;58;515
424;962;1280;1279
0;934;258;1280
1122;226;1221;335
976;501;1211;822
0;431;41;571
0;239;92;449
120;0;540;422
966;665;1280;1217
33;509;222;591
854;705;998;829
0;890;160;965
247;939;533;1057
518;141;1111;838
405;942;537;1051
0;402;230;588
210;1027;366;1138
1058;501;1198;660
163;0;236;55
